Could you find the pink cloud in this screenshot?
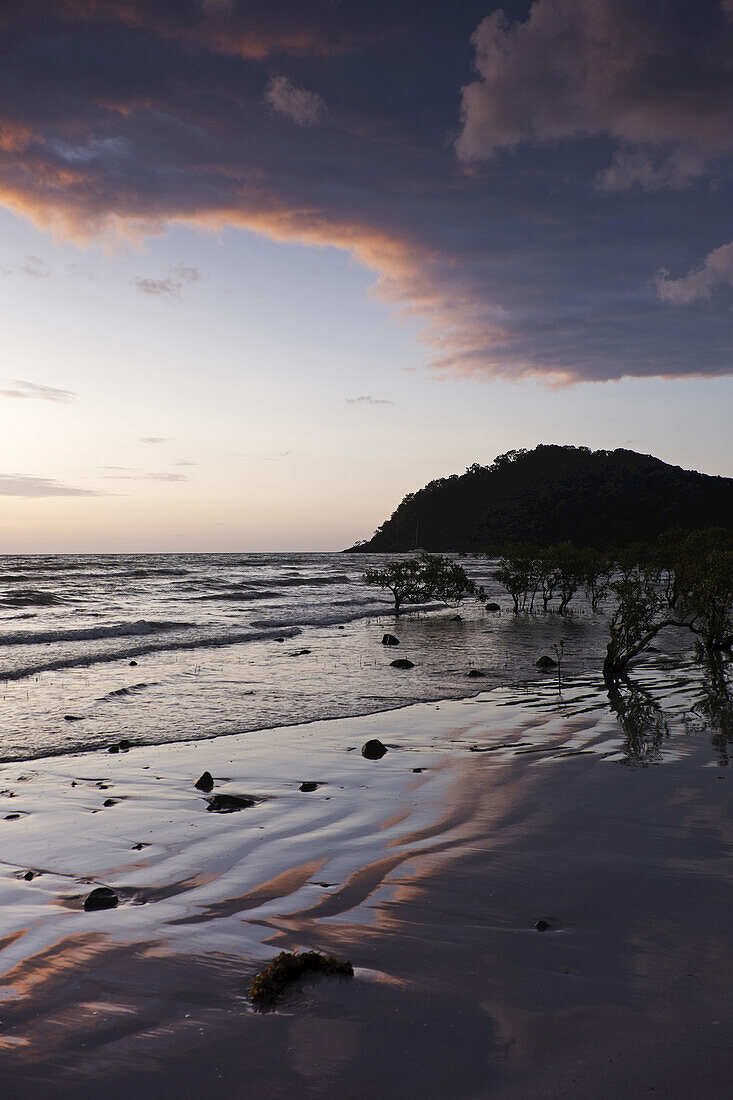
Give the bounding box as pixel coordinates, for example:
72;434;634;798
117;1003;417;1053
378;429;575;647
656;241;733;304
456;0;733;188
264;76;325;127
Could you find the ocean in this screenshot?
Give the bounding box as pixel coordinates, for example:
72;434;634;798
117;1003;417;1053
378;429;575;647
0;552;618;762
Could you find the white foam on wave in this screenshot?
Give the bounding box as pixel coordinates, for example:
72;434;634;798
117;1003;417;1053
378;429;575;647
0;619;191;647
0;625;302;682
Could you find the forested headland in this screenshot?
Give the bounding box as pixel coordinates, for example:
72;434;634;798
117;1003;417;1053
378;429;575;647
348;446;733;553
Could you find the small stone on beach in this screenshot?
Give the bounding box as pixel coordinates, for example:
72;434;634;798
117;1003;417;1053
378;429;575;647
84;886;119;912
103;798;118;807
390;658;414;669
299;781;319;792
206;793;257;813
485;602;501;612
64;715;84;722
194;771;214;792
362;739;388;760
108;745;120;753
129;660;138;666
467;669;485;678
536;656;556;669
535;919;552;931
382;633;399;646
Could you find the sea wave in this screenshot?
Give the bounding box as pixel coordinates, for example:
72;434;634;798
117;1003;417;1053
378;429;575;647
244;575;351;588
1;561;83;573
0;619;192;647
250;600;439;630
0;625;302;681
123;567;190;578
0;589;61;608
100;681;156;701
193;590;283;602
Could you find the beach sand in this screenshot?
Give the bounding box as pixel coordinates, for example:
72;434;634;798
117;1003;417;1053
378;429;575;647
0;664;732;1098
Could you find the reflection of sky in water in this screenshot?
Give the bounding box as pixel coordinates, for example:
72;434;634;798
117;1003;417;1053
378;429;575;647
0;657;730;1092
0;551;636;761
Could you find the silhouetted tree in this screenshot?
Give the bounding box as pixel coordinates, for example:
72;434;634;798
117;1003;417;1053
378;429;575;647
363;554;483;616
554;543;584;614
603;572;676;682
674;531;733;653
580;549;613;611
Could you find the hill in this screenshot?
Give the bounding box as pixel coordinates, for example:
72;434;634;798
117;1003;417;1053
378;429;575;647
347;446;733;552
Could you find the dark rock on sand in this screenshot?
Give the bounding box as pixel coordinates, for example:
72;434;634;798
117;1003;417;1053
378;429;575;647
535;919;552;931
412;767;424;773
129;660;138;666
118;739;131;751
289;648;311;656
23;870;35;881
382;633;400;646
299;781;319;792
249;950;353;1009
206;794;257;813
467;669;485;678
4;813;21;820
362;739;388;760
486;602;501;612
108;745;120;753
195;771;214;792
64;715;84;722
390;658;414;669
103;798;118;807
85;886;119;912
536;656;556;669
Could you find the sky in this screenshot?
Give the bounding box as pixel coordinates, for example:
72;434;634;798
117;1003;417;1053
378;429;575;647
0;0;731;551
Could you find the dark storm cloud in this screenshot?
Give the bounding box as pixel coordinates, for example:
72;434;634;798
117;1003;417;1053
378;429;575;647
457;0;733;185
0;0;730;382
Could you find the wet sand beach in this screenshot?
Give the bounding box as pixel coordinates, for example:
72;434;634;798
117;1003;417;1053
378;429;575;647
1;659;732;1098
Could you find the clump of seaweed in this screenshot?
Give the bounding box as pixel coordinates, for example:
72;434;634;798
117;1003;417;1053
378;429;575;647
249;951;353;1009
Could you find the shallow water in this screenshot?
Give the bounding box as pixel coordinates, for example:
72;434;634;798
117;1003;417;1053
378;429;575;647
0;552;651;762
0;658;731;1098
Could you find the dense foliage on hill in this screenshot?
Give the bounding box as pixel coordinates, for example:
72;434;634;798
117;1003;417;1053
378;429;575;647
348;446;733;552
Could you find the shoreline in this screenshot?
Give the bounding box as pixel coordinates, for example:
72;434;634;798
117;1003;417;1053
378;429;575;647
0;601;631;766
1;659;731;1096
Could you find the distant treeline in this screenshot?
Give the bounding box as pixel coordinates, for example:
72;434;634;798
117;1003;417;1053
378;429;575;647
347;445;733;553
492;528;733;610
489;529;733;680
